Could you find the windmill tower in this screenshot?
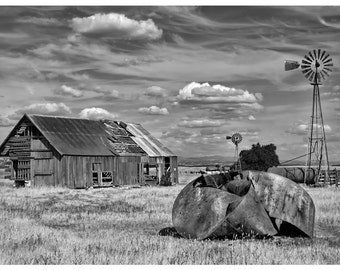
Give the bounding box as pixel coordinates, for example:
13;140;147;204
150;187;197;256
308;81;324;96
285;49;333;185
226;133;243;173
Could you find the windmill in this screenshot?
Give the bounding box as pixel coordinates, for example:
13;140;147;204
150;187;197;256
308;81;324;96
226;133;243;173
285;49;333;185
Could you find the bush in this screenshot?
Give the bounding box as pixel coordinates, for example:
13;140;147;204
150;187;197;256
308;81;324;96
237;143;280;172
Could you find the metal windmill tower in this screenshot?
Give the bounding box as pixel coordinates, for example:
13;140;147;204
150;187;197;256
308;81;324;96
285;49;333;185
226;133;243;173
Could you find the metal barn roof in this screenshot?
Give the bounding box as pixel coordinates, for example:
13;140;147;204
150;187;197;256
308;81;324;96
126;123;175;157
28;114;118;156
0;114;175;158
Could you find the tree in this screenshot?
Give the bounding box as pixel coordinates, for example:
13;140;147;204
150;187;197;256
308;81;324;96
236;143;280;172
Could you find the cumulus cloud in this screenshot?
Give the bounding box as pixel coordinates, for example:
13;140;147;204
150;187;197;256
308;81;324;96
138;106;169;115
248;115;256;120
93;88;120;99
79;107;118;120
0;115;15;127
71;13;163;40
177;82;263;104
178;119;224;128
9;103;72;120
54;85;83;98
144;86;168;97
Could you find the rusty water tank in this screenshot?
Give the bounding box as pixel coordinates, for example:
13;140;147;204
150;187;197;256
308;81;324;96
171;171;315;240
268;167;317;185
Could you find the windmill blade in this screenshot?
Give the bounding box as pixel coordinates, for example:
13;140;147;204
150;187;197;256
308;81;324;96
301;64;311;69
324;63;334;67
321;53;330;62
304;70;315;81
302;68;312;75
320;70;329;79
319;70;326;80
309;71;317;81
308;51;316;61
304;54;313;62
323;58;333;64
323;67;332;73
313;49;318;59
320;50;326;61
302;69;313;80
302;59;311;65
317;49;321;59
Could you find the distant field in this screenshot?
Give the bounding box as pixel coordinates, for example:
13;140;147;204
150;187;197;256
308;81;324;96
1;167;340;264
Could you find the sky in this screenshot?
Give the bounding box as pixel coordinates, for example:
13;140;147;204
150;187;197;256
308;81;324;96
0;5;339;161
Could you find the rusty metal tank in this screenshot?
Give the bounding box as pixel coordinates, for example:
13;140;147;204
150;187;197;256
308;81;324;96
268;167;317;185
171;171;315;240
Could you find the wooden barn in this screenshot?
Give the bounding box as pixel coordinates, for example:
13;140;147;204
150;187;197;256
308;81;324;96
0;114;178;188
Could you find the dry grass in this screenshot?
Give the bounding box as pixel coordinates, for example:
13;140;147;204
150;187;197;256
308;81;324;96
1;171;340;265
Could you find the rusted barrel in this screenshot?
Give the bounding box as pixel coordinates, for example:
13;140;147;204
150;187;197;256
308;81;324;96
268;167;316;184
245;170;315;237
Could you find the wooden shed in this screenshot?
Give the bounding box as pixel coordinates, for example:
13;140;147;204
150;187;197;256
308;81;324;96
0;114;178;188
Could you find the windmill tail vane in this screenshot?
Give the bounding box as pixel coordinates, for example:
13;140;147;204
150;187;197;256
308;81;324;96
284;60;300;71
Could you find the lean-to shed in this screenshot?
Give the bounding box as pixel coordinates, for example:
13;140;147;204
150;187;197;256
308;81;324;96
0;114;178;188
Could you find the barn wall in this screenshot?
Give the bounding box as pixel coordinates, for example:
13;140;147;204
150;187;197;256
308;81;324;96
30;153;145;188
59;156;118;188
116;156;144;185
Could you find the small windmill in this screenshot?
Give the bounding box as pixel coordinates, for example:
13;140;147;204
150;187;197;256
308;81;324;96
285;49;333;185
226;133;243;173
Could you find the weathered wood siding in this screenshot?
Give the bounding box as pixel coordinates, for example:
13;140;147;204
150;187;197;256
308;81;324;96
30;149;143;188
116;156;144;185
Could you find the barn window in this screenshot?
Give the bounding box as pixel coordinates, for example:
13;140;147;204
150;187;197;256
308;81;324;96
92;162;112;186
92;172;99;186
101;171;112;183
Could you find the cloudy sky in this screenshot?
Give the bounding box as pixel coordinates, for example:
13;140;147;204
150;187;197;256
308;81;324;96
0;5;340;161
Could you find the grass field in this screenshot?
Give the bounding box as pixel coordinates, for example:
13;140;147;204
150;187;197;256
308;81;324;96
1;167;340;264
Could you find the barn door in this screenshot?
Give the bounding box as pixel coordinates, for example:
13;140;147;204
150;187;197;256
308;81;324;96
33;158;54;186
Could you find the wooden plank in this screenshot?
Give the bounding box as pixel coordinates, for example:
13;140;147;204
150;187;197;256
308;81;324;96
65;156;71;188
53;157;58;186
76;156;85;188
70;156;75;188
84;157;89;187
62;157;67;187
32;151;52;159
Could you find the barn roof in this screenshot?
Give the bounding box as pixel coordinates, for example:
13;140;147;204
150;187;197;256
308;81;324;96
0;114;175;158
28;114;116;156
126;123;175;157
